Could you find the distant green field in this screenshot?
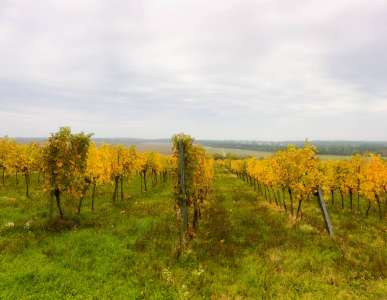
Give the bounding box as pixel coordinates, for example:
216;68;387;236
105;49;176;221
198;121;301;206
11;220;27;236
204;146;355;160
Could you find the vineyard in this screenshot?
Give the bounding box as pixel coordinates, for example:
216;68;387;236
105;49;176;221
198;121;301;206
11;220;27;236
225;144;387;222
0;128;386;299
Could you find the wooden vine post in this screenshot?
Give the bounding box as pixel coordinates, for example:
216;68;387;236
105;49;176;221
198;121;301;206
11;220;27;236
316;187;334;237
173;133;214;254
178;139;189;245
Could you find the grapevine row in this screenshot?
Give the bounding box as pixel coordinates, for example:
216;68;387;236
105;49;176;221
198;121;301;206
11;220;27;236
223;144;386;220
0;128;174;218
0;128;215;241
172;134;214;250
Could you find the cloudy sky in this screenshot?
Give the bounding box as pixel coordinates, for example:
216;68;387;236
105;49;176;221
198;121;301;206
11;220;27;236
0;0;386;140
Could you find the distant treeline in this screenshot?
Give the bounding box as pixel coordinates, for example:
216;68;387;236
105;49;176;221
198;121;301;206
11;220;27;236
198;140;387;157
11;137;387;156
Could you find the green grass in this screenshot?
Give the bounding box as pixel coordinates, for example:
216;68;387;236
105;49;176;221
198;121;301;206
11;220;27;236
0;171;386;299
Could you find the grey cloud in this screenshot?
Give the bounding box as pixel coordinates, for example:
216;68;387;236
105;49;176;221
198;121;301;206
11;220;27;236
0;0;386;139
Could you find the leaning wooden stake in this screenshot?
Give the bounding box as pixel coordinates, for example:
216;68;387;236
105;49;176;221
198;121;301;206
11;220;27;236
316;187;334;237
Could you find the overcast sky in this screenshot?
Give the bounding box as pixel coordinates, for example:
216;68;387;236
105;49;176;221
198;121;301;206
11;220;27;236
0;0;386;140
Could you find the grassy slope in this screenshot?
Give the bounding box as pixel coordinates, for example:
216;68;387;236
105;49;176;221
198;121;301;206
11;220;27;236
0;171;386;299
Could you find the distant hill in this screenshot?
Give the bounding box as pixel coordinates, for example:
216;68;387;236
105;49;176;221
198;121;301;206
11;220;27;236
11;137;387;157
13;137;170;146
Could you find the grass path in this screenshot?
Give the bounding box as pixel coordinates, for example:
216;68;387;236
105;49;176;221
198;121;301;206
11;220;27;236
0;170;385;299
189;168;386;298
